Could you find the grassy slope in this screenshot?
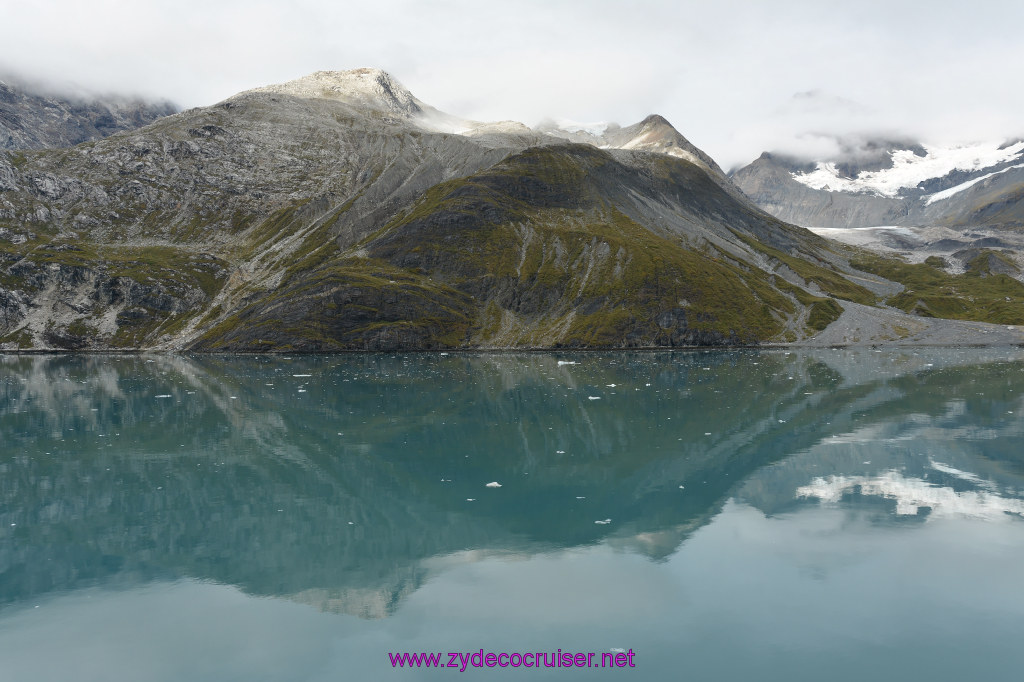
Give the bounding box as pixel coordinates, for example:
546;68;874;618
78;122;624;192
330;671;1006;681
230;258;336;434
851;251;1024;324
196;145;873;350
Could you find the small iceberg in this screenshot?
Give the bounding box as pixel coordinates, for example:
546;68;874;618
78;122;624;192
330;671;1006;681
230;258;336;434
588;396;601;400
155;395;172;399
595;519;611;525
557;360;577;366
486;481;502;488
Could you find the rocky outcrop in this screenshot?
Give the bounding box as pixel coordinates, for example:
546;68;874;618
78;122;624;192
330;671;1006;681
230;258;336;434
0;77;177;150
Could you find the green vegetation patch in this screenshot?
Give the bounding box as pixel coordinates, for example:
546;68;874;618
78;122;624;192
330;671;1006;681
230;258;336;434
806;298;844;332
965;249;1020;277
195;258;475;351
0;328;33;349
367;172;800;344
851;252;1024;324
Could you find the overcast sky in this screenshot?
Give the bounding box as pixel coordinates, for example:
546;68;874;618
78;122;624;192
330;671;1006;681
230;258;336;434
3;0;1022;169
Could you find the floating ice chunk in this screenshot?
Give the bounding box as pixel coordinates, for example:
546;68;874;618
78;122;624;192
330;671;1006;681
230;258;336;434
679;486;685;489
486;481;502;488
557;360;577;366
155;395;172;399
704;432;712;436
576;496;586;499
466;498;476;502
588;396;601;400
293;374;312;377
298;389;307;393
556;450;565;454
930;460;984;484
595;519;611;525
606;384;616;387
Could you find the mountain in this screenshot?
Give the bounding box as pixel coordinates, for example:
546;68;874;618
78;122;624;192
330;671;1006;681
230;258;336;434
2;69;1023;351
0;74;177;150
731;138;1024;229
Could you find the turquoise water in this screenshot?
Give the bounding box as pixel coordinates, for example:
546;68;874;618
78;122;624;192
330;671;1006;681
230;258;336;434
1;349;1023;681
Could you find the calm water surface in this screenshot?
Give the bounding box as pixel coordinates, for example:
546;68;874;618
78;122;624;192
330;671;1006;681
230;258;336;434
1;349;1023;681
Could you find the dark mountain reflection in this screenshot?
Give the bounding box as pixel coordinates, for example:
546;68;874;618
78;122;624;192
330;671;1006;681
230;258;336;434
2;348;1023;617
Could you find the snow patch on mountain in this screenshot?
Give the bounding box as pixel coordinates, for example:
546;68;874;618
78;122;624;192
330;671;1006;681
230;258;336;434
791;141;1024;197
925;162;1024;205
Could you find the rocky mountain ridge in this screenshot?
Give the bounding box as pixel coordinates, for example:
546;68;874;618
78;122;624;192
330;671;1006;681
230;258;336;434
2;69;1024;351
0;74;177;150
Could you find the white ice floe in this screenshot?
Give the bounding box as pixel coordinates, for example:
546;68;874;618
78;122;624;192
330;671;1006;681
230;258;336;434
588;396;601;400
557;360;577;366
292;374;312;377
155;395;172;398
486;481;502;488
595;519;612;525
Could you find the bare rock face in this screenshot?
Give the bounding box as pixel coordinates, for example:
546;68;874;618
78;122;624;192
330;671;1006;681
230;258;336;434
0;76;177;151
243;68;423;117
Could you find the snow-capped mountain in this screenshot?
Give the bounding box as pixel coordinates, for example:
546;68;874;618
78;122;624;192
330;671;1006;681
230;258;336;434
731;138;1024;229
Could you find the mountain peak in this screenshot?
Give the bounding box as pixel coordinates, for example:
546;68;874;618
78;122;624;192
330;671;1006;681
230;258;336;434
243;68;423;116
639;113;673;129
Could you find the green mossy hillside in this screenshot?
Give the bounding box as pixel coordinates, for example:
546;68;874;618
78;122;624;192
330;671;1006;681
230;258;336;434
851;252;1024;324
